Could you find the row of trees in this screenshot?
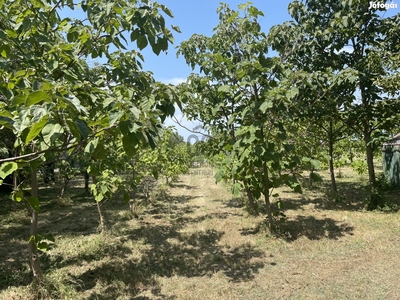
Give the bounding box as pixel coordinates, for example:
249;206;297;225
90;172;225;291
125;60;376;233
0;0;187;282
177;0;400;230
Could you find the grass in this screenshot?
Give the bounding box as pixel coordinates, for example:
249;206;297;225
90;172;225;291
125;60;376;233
1;166;400;299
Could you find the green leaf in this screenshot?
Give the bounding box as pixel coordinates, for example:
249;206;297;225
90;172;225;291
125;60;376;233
11;94;28;106
0;116;14;130
260;100;273;113
122;133;139;158
0;45;10;58
76;119;89;139
310;172;323;183
310;159;321;169
25;116;48;143
25;91;49;106
42;123;63;145
171;25;181;33
84;138;98;158
0;162;18;179
109;111;124;127
161;4;174;18
218;85;230;93
123;192;130;203
92;143;107;159
232;182;241;196
137;35;148;50
27;196;40;212
145;132;156;149
66;120;81;140
214;169;224;183
12;190;24;202
37;241;48;252
286;87;299;100
44;233;55;243
130;29;141;42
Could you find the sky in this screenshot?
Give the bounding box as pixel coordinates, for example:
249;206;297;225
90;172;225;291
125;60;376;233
141;0;293;83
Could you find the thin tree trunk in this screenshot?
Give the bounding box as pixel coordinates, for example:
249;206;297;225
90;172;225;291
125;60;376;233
359;81;376;189
29;168;43;281
93;176;106;233
243;180;257;214
309;167;314;188
364;129;376;188
84;171;89;193
59;176;70;198
96;201;106;233
129;165;139;218
328;126;338;198
262;161;273;233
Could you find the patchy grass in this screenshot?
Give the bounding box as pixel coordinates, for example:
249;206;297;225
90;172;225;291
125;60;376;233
1;167;400;299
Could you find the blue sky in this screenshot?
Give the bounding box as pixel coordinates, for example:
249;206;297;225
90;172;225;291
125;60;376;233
141;0;293;84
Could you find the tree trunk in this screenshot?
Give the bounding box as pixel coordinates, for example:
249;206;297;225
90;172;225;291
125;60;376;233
96;201;106;233
262;161;273;233
84;171;90;193
59;176;70;198
243;180;257;214
328;129;338;198
309;167;314;188
93;176;106;233
29;168;43;281
364;129;376;188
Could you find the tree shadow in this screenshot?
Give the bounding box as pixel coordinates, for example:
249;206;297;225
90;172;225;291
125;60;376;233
130;225;265;281
0;199;35;290
239;215;354;243
173;211;243;226
168;182;197;190
222;197;245;209
1;180;264;296
67;224;265;299
0;185;128;291
277;215;354;242
280;180;371;212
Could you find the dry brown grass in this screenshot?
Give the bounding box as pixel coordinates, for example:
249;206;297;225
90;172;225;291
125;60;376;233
1;166;400;299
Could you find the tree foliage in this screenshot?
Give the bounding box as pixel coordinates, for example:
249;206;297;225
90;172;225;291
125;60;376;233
0;0;180;281
178;3;306;232
270;0;400;201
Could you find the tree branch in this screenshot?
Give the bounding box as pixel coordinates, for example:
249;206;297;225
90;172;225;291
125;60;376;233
171;116;213;139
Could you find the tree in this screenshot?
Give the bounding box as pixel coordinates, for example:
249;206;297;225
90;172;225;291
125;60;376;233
270;0;400;207
178;3;304;232
0;0;179;282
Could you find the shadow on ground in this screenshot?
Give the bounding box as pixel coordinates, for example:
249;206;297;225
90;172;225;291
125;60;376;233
278;215;354;241
240;214;354;243
277;180;372;212
70;225;265;299
1;180;264;298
